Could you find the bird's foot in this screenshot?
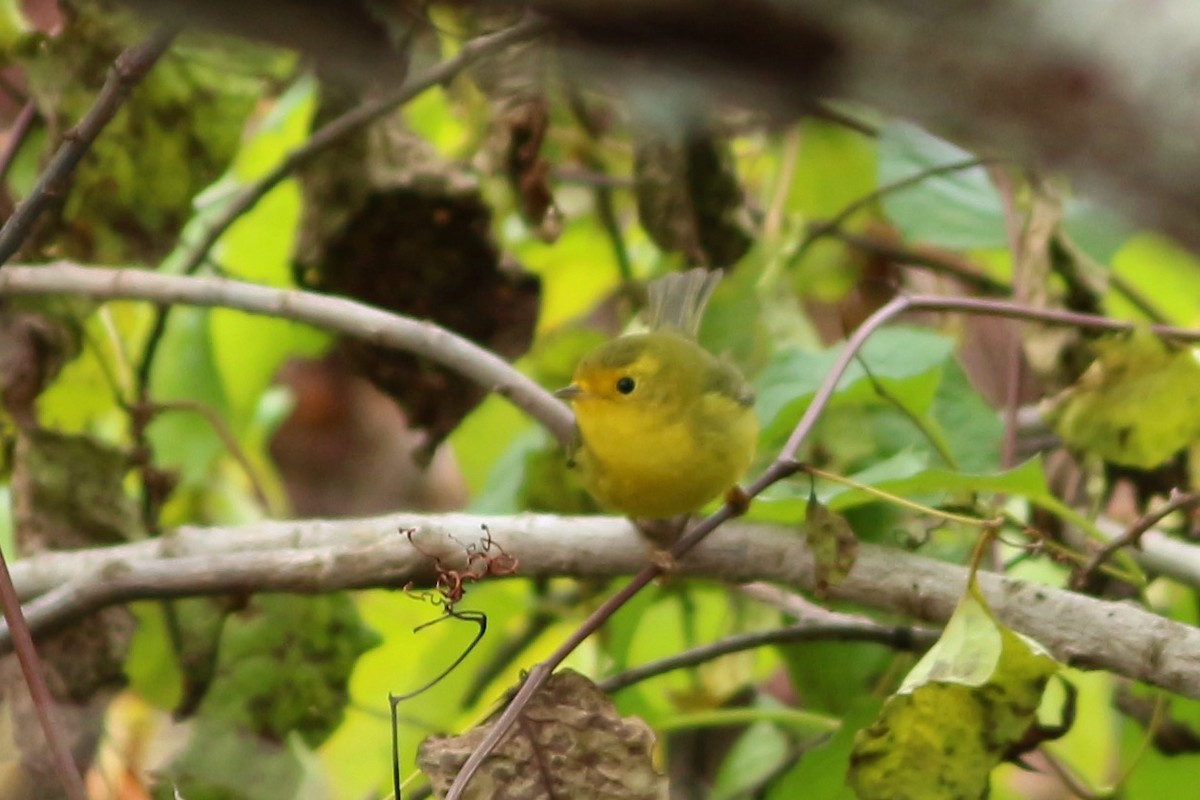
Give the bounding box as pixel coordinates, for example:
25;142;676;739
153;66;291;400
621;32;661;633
725;485;751;516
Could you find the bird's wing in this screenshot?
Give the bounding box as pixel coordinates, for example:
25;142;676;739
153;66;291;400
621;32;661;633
704;357;755;409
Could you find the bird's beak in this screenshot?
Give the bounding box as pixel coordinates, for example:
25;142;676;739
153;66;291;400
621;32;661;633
554;384;583;400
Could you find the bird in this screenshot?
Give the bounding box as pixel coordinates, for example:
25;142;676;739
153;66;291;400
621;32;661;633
555;268;758;522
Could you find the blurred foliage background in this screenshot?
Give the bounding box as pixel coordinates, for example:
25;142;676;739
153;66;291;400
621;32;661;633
3;1;1200;799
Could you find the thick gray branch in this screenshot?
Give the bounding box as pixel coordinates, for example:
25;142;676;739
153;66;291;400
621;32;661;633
7;513;1200;699
0;263;575;444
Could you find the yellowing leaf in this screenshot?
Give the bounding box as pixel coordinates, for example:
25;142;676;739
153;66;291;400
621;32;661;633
1043;330;1200;469
804;492;858;594
848;578;1058;800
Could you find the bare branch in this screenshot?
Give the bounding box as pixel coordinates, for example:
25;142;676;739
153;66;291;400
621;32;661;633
0;263;575;445
0;28;176;265
598;619;937;694
1077;491;1200;590
0;552;87;800
0;101;38;189
7;513;1200;700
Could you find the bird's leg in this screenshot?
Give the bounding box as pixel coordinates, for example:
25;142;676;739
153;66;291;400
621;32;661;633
633;515;691;573
724;485;751;516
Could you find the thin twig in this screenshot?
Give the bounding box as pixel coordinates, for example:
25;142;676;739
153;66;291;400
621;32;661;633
146;399;274;512
793;156;1004;265
0;101;38;188
1108;270;1169;324
855;356;958;468
0;552;87;800
0;29;176;265
598;620;936;694
808;101;878;137
564;87;632;281
828;229;1009;294
1073;490;1200;590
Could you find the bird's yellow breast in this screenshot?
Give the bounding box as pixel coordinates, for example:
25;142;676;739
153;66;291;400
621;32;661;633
571;379;757;518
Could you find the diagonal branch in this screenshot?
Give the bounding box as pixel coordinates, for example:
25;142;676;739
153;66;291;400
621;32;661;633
0;28;176;265
0;262;575;444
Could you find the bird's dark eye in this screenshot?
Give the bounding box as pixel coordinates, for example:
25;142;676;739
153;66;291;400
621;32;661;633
616;376;636;394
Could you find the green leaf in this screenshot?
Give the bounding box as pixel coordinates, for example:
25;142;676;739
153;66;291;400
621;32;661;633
1044;330;1200;469
658;705;835;736
609;582;783;725
454;393;536;499
36;306;140;433
146;307;229;490
788;119;878;220
0;0;29;54
511;216;623;333
780;638;899;718
321;581;565;798
756;326;956;443
1109;234;1200;324
124;601;184;710
767;698;882;800
713;720;791;800
929;360;1003;473
878;122;1007;250
848;578;1059;799
230;76;317;182
852;458;1049;508
1061;198;1130;265
403;86;471;158
210;77;327;428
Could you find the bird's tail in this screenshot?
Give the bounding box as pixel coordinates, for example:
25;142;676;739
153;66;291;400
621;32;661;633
645;268;723;339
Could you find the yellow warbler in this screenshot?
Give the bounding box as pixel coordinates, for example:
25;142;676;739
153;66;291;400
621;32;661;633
555;269;757;518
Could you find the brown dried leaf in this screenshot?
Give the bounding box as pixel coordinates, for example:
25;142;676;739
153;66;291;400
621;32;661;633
297;109;539;458
419;670;667;800
11;427;142;550
0;311;78;429
1015;184;1106;390
634;131;752;267
469;10;559;239
4;428;138;795
804;491;858;595
503;98;558;239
